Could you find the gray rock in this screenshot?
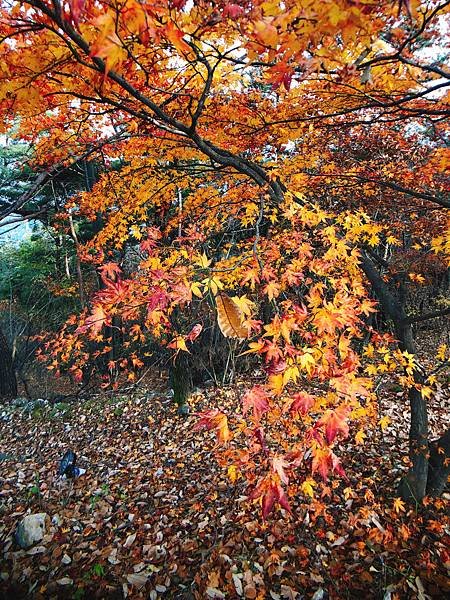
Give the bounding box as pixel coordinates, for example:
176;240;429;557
15;513;49;548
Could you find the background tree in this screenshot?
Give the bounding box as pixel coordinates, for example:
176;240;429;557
0;325;17;400
0;0;448;509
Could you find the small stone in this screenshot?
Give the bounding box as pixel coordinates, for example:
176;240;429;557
52;514;62;527
15;513;49;549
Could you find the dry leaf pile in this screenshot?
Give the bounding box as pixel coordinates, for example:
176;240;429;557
0;374;449;599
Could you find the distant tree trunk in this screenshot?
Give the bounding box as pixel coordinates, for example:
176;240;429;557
169;352;193;407
0;326;18;400
68;213;86;308
360;254;429;502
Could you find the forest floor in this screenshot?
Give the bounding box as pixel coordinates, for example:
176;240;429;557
0;350;449;600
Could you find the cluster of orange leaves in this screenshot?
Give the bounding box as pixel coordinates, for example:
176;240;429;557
1;0;448;515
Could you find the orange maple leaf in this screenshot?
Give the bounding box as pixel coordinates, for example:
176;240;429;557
163;21;191;56
75;304;109;335
316;405;351;445
312;447;347;481
195;410;230;445
98;262;122;283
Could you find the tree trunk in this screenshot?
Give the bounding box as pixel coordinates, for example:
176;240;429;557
68;213;86;308
169;352;193;407
360;254;429;502
0;325;18;400
426;429;450;496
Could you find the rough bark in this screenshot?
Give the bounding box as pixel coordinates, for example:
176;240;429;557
360;254;429;502
426;429;450;496
0;326;18;401
169;352;193;407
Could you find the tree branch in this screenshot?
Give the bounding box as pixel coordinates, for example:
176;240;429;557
406;307;450;324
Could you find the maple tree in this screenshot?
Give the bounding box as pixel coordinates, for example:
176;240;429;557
0;0;448;515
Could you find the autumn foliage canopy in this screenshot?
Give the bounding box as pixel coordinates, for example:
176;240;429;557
0;0;448;515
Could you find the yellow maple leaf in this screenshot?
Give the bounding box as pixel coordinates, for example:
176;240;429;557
355;430;366;445
231;295;255;316
378;416;391;431
301;478;316;499
386;235;401;246
420;386;433;399
227;465;238;483
436;344;447;361
283;364;300;386
190;281;203;298
409;273;425;284
264;281;281;301
268;373;284;395
343;487;354;501
298;349;316;374
364;344;375;358
240;341;265;355
202;276;223;295
195;253;211;269
175;336;189;352
130;225;142;240
393;497;406;514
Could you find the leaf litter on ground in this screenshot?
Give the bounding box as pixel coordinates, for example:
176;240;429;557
0;366;448;599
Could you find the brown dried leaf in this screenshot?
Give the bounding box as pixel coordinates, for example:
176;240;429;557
123;532;137;548
126;572;150;588
216;293;249;339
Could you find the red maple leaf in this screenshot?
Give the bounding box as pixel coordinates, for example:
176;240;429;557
147;287;169;311
289;392;315;415
250;476;291;518
194;410;230;444
186;323;203;342
69;0;86;26
223;3;244;19
242;385;270;422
